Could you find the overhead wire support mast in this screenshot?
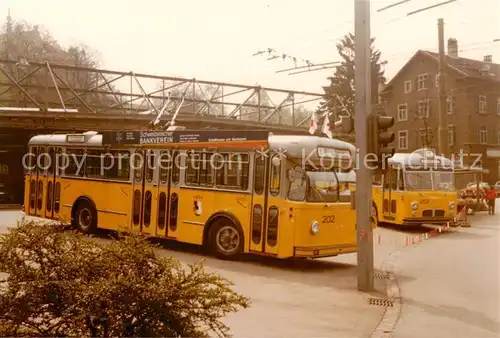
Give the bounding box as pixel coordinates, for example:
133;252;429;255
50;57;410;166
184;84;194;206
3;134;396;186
437;18;447;156
354;0;374;292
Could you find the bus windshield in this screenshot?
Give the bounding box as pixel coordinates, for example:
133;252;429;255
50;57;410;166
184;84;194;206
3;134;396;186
306;170;339;202
405;170;455;191
432;171;456;191
405;171;433;191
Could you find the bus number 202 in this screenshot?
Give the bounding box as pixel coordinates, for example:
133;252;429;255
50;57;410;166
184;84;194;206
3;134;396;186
322;215;336;223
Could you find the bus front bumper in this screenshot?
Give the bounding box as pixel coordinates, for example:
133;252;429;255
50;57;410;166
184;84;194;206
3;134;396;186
402;217;454;225
294;243;357;258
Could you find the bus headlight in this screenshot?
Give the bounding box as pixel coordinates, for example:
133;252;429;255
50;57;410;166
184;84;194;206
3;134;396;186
311;220;320;235
411;201;419;210
449;202;456;210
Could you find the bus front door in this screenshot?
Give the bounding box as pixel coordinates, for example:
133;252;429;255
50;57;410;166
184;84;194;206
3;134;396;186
26;146;37;216
382;168;397;222
42;147;63;221
34;146;47;218
156;150;174;238
249;153;280;256
131;149;158;235
44;147;56;220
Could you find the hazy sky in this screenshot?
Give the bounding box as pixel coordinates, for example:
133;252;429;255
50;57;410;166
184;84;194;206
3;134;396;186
2;0;499;95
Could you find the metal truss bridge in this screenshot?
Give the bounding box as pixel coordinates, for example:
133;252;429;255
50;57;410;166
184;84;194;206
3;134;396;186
0;59;326;133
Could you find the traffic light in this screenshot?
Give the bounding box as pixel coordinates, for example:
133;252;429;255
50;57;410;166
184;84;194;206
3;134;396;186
370;113;395;169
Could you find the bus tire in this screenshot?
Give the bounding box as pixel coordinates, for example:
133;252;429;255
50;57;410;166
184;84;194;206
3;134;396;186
208;217;243;259
73;199;97;234
371;204;378;229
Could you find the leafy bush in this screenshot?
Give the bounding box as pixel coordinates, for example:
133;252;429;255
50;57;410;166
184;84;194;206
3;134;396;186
0;220;249;337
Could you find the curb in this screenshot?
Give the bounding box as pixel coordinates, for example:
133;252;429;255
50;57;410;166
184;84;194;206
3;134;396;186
371;250;402;338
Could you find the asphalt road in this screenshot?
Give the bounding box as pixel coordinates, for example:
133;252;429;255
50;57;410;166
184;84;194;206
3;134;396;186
4;209;493;337
0;210;387;337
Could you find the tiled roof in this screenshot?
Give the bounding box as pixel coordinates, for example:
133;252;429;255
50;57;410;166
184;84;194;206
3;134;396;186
422;51;500;82
381;50;500;93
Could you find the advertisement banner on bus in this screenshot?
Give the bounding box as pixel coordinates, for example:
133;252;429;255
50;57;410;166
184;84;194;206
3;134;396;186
101;130;270;146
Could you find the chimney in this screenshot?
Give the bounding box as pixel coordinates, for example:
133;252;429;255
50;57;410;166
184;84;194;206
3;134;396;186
484;55;492;63
447;38;458;57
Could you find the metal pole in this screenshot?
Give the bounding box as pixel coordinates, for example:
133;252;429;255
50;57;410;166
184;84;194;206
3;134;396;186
355;0;374;292
437;18;447;156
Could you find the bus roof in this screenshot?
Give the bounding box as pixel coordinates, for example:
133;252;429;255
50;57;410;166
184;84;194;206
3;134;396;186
389;152;455;169
268;135;355;158
28;131;356;155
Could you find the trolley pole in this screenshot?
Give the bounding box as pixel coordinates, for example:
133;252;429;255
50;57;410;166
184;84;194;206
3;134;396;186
354;0;374;292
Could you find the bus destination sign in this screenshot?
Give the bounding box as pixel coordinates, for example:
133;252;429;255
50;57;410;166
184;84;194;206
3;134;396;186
101;130;269;146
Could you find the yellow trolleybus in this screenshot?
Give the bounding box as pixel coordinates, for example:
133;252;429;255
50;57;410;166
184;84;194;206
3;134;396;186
371;149;457;227
24;129;358;259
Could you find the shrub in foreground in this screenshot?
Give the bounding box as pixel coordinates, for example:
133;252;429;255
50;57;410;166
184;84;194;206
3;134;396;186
0;220;249;337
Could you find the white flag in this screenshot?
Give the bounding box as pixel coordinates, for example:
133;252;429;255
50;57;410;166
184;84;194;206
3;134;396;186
322;115;332;138
309;111;318;134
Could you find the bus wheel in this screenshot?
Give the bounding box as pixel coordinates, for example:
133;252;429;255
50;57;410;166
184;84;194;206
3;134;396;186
74;201;97;234
371;205;378;229
209;218;243;259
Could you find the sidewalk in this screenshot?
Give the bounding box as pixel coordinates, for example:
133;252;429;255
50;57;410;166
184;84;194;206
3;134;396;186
386;206;500;338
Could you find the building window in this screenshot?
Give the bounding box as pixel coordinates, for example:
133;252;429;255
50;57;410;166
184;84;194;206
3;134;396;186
448;125;456;146
447;96;456;114
398;130;408;150
478;95;487;113
404;81;412;93
397;103;408;121
417;100;430;118
418;128;432;147
479;126;487;144
497;97;500;115
417;73;428;91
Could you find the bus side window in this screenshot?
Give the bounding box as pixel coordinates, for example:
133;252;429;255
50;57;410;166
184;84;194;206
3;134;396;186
185;150;214;187
215;152;250;190
86;149;105;178
216;153;250;190
158;151;170;184
65;148;85;177
390;169;398;190
269;155;280;196
145;150;156;183
373;172;382;186
397;169;405;190
106;150;130;181
254;155;265;195
383;170;391;190
171;151;180;184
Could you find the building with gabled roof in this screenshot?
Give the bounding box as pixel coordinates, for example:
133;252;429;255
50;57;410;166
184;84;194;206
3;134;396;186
380;38;500;184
